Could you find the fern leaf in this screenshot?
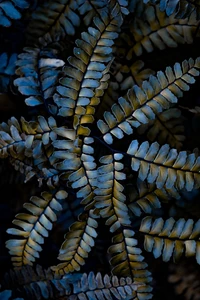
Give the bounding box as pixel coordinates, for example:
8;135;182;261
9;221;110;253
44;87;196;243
128;179;181;217
127;139;200;191
54;3;123;136
9;157;36;183
1;266;139;300
137;108;185;150
77;0;108;26
0;53;17;92
140;216;200;263
14;47;65;108
0;0;29;27
52;210;98;276
26;0;81;45
95;153;131;232
66;137;97;209
6;190;68;267
108;229;153;299
127;5;199;58
96;60;154;118
0;116;60;176
144;0;200;19
97;57;200;144
69;271;138;300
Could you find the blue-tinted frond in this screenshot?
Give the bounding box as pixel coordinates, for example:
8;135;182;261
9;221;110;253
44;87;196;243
0;0;29;27
0;52;17;92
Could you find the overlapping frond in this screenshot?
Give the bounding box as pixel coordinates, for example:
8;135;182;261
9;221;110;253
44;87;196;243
95;154;130;232
54;3;123;136
68;271;139;300
144;0;200;19
0;0;29;27
108;229;153;299
14;47;65;108
52;210;98;276
137;108;185;150
128;179;181;217
127;5;199;58
0;115;58;169
77;0;108;26
97;57;200;144
1;265;139;300
66;137;97;209
9;157;36;183
127;139;200;191
140;216;200;263
6;190;67;267
26;0;81;45
0;53;17;92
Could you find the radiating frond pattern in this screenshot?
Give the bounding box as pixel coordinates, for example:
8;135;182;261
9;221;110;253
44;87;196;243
6;190;68;267
2;0;200;299
140;216;200;263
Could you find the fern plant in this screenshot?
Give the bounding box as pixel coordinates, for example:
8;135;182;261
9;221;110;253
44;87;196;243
1;0;200;299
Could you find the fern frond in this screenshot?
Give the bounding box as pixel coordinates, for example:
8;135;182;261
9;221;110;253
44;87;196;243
97;57;200;144
77;0;108;26
52;210;98;276
108;229;153;299
0;53;17;92
127;139;200;191
1;265;139;300
140;216;200;263
144;0;200;19
14;47;65;108
127;5;199;58
68;271;139;300
66;137;97;209
54;3;123;136
0;116;59;174
9;157;36;183
26;0;81;45
137;108;185;150
0;0;29;27
128;179;181;217
121;60;155;91
95;154;131;232
6;190;67;267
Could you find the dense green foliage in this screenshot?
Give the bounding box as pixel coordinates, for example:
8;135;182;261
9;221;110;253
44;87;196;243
1;0;200;299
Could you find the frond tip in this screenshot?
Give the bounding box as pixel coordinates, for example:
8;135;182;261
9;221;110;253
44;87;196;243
140;216;200;263
52;210;98;276
6;190;68;267
127;140;200;191
98;57;200;144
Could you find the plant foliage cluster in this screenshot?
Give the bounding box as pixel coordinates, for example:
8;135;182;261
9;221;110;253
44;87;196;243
0;0;200;299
